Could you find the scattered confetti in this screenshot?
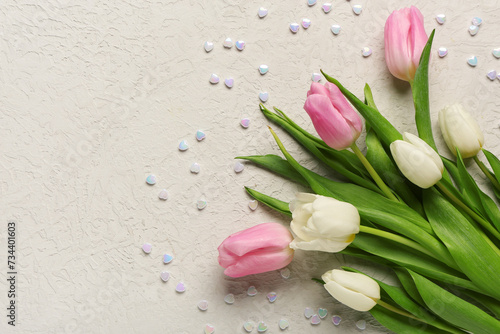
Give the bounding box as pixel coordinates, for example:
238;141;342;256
469;25;479;36
196;130;206;141
352;5;362;15
247;286;258;296
435;14;446;25
322;3;332;13
304;307;314;319
160;271;170;282
472;17;483;26
175;282;186;293
248;200;259;211
223;37;233;48
179;140;189;151
356;319;366;330
198;300;208;311
240;118;250;129
279;319;289;330
146;175;156;185
290;22;300;33
190;162;201;174
209;73;220;84
257;321;268;332
487;70;497;81
312;73;321;82
438;47;448;58
204;41;214;52
302;18;311;29
361;47;372;57
258;7;268;18
163;254;174;264
197;200;207;210
330;24;341;35
158;189;168;200
235;40;245;51
243;321;254;332
318;308;328;319
267;292;277;303
224;293;235;304
204;324;215;334
497;73;500;81
259;64;269;75
259;92;269;102
280;268;291;279
224;78;234;88
308;0;317;6
467;56;478;67
142;243;152;254
332;315;342;326
311;314;321;325
492;48;500;58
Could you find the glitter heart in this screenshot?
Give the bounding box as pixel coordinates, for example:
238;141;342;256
438;47;448;58
209;73;220;84
330;24;341;35
160;271;170;282
318;308;328;319
492;48;500;58
146;174;156;185
302;18;311;29
224;78;234;88
352;4;362;15
204;41;214;52
179;140;189;151
304;307;314;319
289;22;299;33
472;17;482;26
234;162;245;173
235;40;245;51
247;286;257;296
467;56;478;67
158;189;168;200
356;319;366;330
163;254;173;264
312;73;321;82
243;321;253;332
267;292;277;303
311;314;321;325
175;282;186;293
198;300;208;311
362;47;372;57
197;200;207;210
469;25;479;36
259;64;269;75
240;118;250;129
142;243;152;254
196;130;206;141
204;324;215;334
258;7;268;18
259;92;269;102
257;321;268;332
487;70;497;81
223;37;233;48
280;268;290;279
248;200;258;211
224;293;235;304
322;3;332;13
190;162;201;174
435;14;446;25
278;319;289;330
308;0;317;6
332;315;342;326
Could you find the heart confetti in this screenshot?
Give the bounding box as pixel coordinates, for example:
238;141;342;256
310;314;321;325
361;47;372;57
267;292;277;303
322;3;332;13
196;130;206;141
146;174;156;185
158;189;168;200
487;70;497;81
190;162;200;174
243;321;254;332
197;200;207;210
175;282;186;293
435;14;446;25
352;5;362;15
224;293;235;304
142;243;152;254
302;18;311;29
235;40;245;51
209;73;220;84
259;64;269;75
438;47;448;58
472;17;483;26
330;24;341;35
179;140;189;151
332;315;342;326
318;308;328;319
224;78;234;88
160;271;170;282
308;0;317;6
258;7;268;18
198;300;208;311
467;56;478;67
356;319;367;330
248;200;258;211
304;307;314;319
247;286;258;296
204;41;214;52
278;319;289;330
257;321;268;333
280;268;291;279
223;37;233;48
204;324;215;334
259;92;269;102
290;22;299;33
492;48;500;58
163;254;174;264
469;25;479;36
312;73;321;82
240;118;250;129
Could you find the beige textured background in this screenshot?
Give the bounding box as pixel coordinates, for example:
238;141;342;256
1;0;499;333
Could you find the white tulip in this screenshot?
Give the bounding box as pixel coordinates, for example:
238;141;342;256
390;132;444;189
439;104;484;158
322;269;380;312
288;193;360;253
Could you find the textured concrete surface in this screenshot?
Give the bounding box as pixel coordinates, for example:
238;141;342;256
1;0;499;333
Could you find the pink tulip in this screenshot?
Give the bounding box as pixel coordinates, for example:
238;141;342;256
384;6;428;82
218;223;294;278
304;82;363;150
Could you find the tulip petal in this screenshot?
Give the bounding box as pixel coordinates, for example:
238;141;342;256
325;82;363;134
324;281;377;312
409;6;428;70
223;247;294;278
403;133;443;172
384;8;413;81
307;82;330;97
289;238;351;253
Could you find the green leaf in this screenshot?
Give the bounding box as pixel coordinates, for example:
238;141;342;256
409;270;500;334
423;188;500;300
483;149;500;184
394;268;426;306
244;187;291;216
455;150;487;216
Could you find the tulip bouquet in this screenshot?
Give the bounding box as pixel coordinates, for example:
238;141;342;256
218;6;500;334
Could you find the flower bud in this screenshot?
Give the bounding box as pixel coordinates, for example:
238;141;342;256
289;193;360;253
322;269;380;311
390;132;444;189
439;103;484;158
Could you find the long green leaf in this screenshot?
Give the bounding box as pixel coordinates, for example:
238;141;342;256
244;187;291;216
394;268;426;306
483;149;500;183
409;271;500;334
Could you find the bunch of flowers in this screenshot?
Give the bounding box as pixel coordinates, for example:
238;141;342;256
217;6;500;333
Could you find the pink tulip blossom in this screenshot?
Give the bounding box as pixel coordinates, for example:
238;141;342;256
218;223;294;278
384;6;428;82
304;82;363;150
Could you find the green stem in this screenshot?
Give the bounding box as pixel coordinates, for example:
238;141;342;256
474;155;500;192
351;144;399;202
436;181;500;248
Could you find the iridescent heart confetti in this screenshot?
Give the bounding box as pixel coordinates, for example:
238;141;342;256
240;118;250;129
223;37;233;48
492;48;500;59
302;18;311;29
248;200;258;211
204;324;215;334
267;292;277;303
280;268;291;279
312;73;321;82
224;78;234;88
196;130;206;141
304;307;314;319
318;308;328;319
435;14;446;25
146;174;156;185
190;162;200;174
472;17;483;26
278;319;289;330
361;47;372;57
352;5;362;15
487;70;497;81
258;7;268;18
160;271;170;282
204;41;214;52
469;25;479;36
163;253;173;264
467;56;478;67
176;282;186;293
290;22;299;33
259;64;269;75
322;3;332;13
235;40;245;51
356;319;366;330
142;243;152;254
179;140;189;151
209;73;220;84
332;315;342;326
197;199;207;210
259;92;269;102
308;0;317;6
243;321;254;332
198;300;208;311
158;189;168;200
310;314;321;325
438;47;448;58
234;162;245;173
247;286;258;296
257;321;268;332
224;293;235;304
330;24;341;35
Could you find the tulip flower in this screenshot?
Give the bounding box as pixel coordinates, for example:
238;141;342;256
217;223;294;278
289;193;360;252
390;132;444;189
304;82;363;150
384;6;428;82
439;104;484;159
322;269;380;312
